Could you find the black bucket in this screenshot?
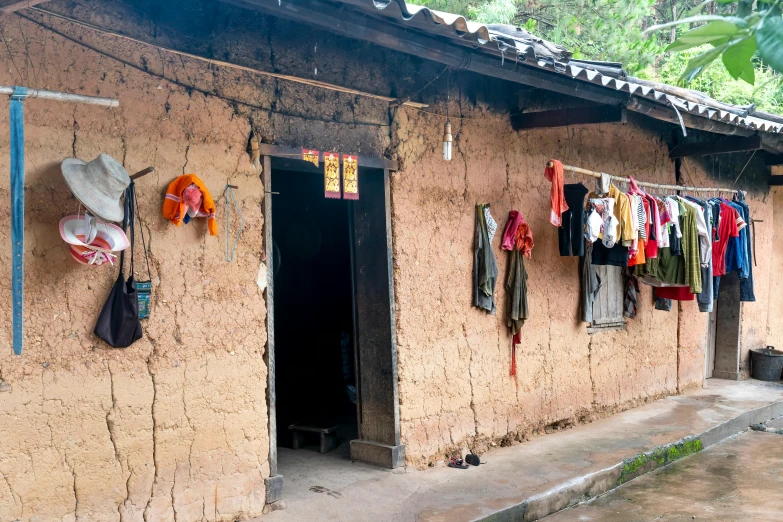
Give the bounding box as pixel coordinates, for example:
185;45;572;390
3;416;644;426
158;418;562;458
750;347;783;382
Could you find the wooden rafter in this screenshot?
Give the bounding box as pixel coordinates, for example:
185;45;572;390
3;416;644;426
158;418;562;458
765;153;783;167
668;135;762;159
511;105;626;130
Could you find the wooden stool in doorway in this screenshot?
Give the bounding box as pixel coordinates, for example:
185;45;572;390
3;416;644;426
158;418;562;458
288;424;338;453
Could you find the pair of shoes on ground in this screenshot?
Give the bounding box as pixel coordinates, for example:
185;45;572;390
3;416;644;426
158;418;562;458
448;454;481;469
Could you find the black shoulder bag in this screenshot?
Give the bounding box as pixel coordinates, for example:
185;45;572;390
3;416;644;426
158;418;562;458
94;181;143;348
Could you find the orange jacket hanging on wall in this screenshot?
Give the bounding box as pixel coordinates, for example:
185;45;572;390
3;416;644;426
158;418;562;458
162;174;218;236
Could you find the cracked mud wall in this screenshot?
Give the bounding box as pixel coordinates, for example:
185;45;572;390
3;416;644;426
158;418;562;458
390;100;774;467
0;15;270;522
767;185;783;350
0;1;778;519
0;1;406;519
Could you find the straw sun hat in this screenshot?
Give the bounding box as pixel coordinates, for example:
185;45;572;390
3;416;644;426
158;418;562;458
61;154;130;222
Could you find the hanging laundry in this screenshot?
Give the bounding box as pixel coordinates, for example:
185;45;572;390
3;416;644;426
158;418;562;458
679;203;702;294
655;286;695;301
559;183;589;256
592;241;628;267
684;196;713;312
545;159;569;226
501;210;533;377
600;199;620;248
484;206;498;241
609;185;635;246
473;204;498;314
724;200;749;279
585;201;603;243
596;172;611;196
162;174;218;236
734;192;755;302
711;200;740;277
581;241;601;323
623;268;640;318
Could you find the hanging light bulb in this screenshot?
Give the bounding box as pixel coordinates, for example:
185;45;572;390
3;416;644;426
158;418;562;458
443;119;452;161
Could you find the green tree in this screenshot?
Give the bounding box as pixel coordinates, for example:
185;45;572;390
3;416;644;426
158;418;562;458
649;46;783;112
646;0;783;85
409;0;782;109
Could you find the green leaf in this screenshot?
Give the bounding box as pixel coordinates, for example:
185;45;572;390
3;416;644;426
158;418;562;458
665;39;703;53
677;21;742;44
722;36;757;84
644;15;748;35
665;21;745;53
757;15;783;74
687;1;712;17
681;44;726;83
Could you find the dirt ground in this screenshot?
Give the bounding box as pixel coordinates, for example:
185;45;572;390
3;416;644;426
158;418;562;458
545;430;783;522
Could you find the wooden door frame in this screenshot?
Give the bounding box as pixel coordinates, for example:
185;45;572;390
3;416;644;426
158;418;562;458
261;145;402;505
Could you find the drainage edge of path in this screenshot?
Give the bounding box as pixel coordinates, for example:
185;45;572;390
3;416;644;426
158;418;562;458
476;400;783;522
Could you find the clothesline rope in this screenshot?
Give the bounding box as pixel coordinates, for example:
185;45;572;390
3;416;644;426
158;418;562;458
546;161;739;195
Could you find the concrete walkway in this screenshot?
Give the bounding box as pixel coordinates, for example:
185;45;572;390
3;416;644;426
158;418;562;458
545;430;783;521
259;380;783;522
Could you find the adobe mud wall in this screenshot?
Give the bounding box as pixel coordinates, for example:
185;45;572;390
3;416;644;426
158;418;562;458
0;10;271;522
0;0;777;520
390;103;774;466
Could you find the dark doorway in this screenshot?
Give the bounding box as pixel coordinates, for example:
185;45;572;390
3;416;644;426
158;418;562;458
710;272;743;380
262;149;404;502
272;167;359;455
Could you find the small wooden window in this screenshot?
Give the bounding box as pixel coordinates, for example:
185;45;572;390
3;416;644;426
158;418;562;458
587;265;626;333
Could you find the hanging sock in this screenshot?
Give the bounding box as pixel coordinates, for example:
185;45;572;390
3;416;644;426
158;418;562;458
10;86;27;355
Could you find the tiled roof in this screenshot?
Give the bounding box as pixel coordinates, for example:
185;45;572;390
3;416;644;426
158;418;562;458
339;0;783;136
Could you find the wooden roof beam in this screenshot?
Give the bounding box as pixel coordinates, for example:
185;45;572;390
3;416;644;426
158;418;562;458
221;0;628;106
223;0;783;148
668;135;762;159
511;105;626;130
765;153;783;167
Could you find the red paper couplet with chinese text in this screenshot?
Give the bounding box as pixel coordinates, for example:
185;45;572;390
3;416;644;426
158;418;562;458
342;154;359;200
324;152;341;199
303;149;319;167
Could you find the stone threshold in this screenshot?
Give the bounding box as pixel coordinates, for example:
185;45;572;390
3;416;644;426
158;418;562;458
477;400;783;522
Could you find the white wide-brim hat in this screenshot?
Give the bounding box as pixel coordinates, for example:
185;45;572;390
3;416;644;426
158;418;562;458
59;215;130;252
61;154;130;222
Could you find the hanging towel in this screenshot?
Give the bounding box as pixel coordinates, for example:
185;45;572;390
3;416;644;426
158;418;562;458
544;159;568;226
162;174;218;236
473;204;497;314
501;210;523;251
10;87;27;355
